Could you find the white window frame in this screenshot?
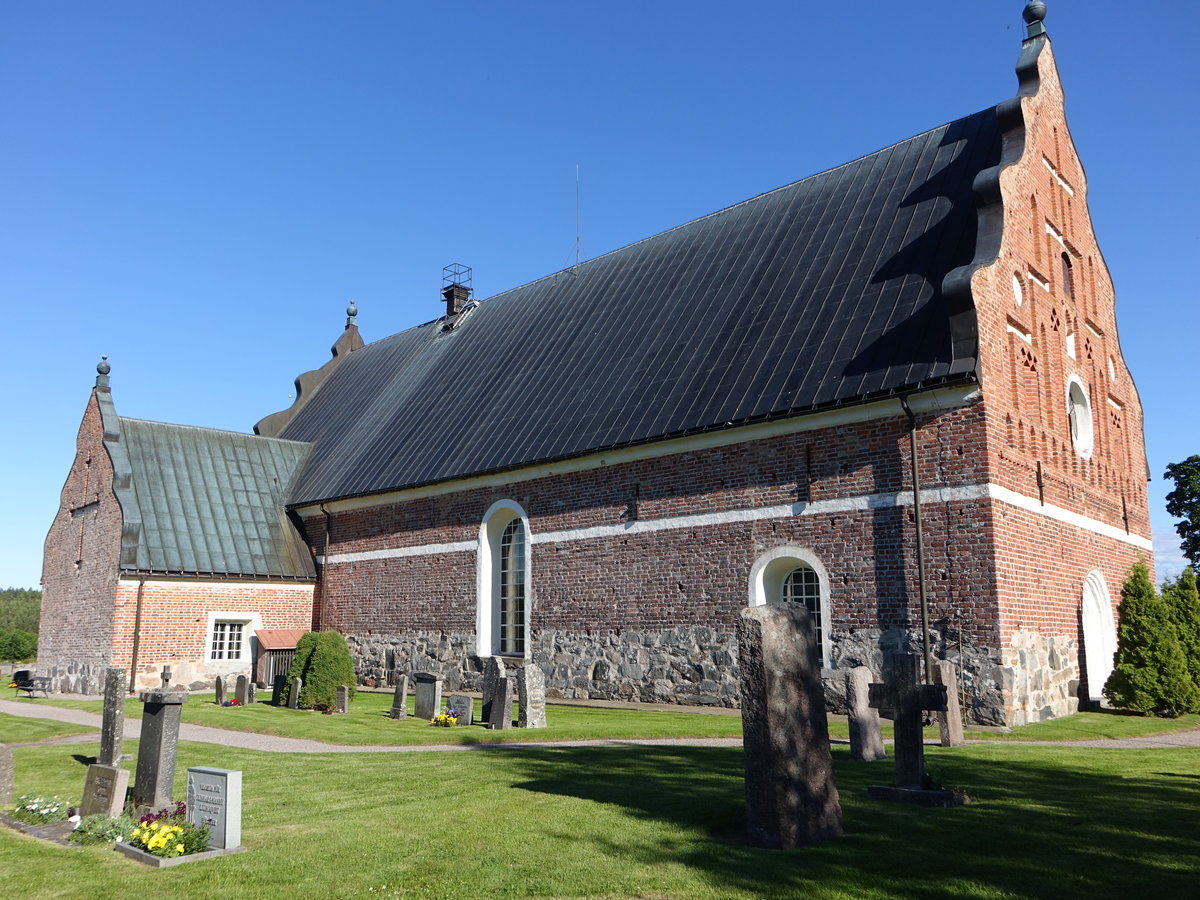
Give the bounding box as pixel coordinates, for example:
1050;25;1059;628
205;611;261;670
476;500;532;659
1066;375;1094;459
748;547;832;667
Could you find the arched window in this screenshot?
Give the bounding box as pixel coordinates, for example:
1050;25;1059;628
1066;375;1094;459
477;500;531;658
749;548;831;667
1060;252;1074;299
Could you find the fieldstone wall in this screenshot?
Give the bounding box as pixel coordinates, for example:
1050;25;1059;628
348;624;1013;723
38;662;106;696
1001;629;1079;726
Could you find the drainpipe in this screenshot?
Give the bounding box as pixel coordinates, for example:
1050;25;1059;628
899;397;933;683
127;577;146;693
317;504;332;631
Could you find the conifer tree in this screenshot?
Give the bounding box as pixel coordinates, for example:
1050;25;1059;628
1162;567;1200;691
1104;561;1200;717
286;630;357;710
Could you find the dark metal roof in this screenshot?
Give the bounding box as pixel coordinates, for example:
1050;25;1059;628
281;106;1001;507
117;418;315;579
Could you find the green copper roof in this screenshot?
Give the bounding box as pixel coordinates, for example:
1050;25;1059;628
114;417;314;579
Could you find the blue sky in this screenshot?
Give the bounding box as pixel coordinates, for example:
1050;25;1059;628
2;1;1197;589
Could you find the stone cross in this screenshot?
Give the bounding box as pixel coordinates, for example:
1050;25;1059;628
288;677;302;709
413;673;443;720
98;667;126;767
480;657;507;724
868;653;948;790
934;660;965;747
235;674;250;706
737;604;843;848
487;677;513;729
81;763;130;818
132;690;188;812
445;693;473;726
516;664;547;728
388;673;409;719
160;665;172;690
215;675;227;706
845;666;886;762
336;685;350;714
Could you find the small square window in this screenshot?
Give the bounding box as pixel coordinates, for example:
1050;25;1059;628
210;622;244;660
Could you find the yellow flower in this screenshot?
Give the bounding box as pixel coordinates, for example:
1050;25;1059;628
150;821;159;830
175;843;185;854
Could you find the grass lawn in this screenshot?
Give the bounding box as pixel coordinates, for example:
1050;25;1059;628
1;722;1197;899
0;715;95;745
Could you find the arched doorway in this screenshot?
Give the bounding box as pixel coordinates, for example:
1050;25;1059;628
1080;569;1117;701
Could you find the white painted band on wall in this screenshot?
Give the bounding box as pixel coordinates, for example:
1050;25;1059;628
318;481;1150;564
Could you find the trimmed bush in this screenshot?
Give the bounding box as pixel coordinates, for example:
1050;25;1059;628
1162;567;1200;690
1104;561;1200;717
284;630;356;710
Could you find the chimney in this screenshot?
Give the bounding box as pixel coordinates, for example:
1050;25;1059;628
442;282;470;317
441;263;474;319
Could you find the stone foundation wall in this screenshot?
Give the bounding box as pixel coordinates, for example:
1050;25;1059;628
37;661;107;696
348;624;1012;723
1000;629;1079;726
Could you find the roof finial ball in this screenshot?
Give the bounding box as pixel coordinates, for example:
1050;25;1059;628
346;299;358;327
1023;0;1047;38
97;354;111;376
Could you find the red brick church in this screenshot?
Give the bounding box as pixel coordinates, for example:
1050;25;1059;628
40;3;1151;725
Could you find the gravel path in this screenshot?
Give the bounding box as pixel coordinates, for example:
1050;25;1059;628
3;697;1199;752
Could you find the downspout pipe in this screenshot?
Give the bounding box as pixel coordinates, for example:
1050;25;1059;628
899;396;933;683
127;577;146;693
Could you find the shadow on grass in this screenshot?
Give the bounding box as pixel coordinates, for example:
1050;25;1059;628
504;744;1200;899
69;753;96;767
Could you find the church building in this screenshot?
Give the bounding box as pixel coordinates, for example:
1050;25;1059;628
40;3;1151;726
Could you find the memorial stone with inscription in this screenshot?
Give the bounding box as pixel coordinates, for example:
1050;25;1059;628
336;685;350;714
288;677;302;709
934;660;965;747
389;673;409;719
186;767;243;850
133;690;188;812
413;673;443;720
516;664;547;728
480;657;507;723
846;666;886;762
445;693;473;726
235;674;249;706
487;677;514;730
214;675;227;706
99;667;126;767
81;763;130;818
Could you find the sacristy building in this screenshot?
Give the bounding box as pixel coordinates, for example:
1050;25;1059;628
40;4;1150;726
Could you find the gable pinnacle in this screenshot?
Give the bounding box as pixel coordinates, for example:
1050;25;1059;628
95;354;111;392
1023;1;1047;38
346;299;358;328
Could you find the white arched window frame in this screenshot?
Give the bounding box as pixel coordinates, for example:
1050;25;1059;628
748;547;832;667
1066;374;1094;459
1081;569;1117;702
476;500;532;659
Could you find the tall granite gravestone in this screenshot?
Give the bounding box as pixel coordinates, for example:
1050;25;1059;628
214;675;227;706
487;677;514;729
235;675;249;706
99;667;126;767
413;673;443;720
336;685;350;714
516;664;547;728
388;673;409;719
737;604;843;848
248;681;258;705
846;666;886;762
868;653;967;807
133;690;188;812
272;674;286;706
186;767;243;850
445;693;473;726
288;677;302;709
934;660;965;747
0;744;13;806
480;657;507;724
81;763;130;817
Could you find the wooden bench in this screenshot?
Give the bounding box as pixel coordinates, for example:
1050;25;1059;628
10;671;51;698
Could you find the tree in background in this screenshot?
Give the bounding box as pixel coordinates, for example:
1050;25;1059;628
284;630;357;711
1104;561;1199;717
1162;567;1200;691
0;588;40;661
1165;456;1200;568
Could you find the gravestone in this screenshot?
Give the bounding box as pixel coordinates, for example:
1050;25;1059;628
934;660;965;747
846;666;886;762
388;673;409;719
132;690;188;812
80;763;130;818
868;653;967;807
516;664;547;728
186;767;243;850
288;677;302;709
445;693;473;726
98;667;126;767
0;745;12;806
737;604;843;848
248;681;258;704
487;677;513;729
214;675;227;706
413;673;443;720
336;685;350;714
480;657;507;724
235;674;250;706
272;674;286;706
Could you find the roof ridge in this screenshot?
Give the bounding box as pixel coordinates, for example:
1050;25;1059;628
118;415;311;446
